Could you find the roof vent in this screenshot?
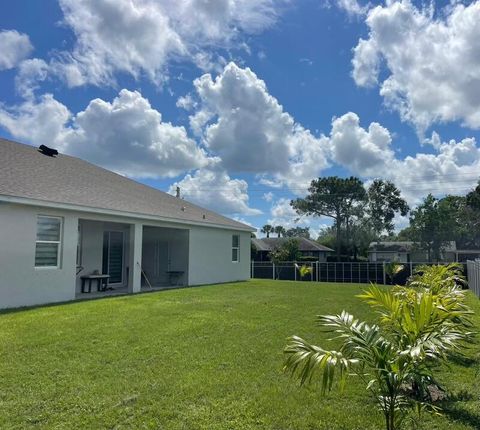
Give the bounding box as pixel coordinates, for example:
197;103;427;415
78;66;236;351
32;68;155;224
38;145;58;157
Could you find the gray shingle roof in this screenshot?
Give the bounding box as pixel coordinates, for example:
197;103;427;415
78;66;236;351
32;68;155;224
0;138;253;231
252;237;334;252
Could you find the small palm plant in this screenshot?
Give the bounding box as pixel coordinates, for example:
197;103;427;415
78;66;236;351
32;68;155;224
283;265;473;430
296;264;312;280
407;263;467;292
384;261;405;285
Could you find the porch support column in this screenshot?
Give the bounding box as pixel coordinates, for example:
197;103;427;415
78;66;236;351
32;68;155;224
128;223;143;293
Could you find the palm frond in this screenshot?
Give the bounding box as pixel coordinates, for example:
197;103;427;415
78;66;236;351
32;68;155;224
283;336;356;393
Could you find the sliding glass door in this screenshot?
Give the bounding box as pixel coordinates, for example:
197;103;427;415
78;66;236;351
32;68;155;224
102;231;124;284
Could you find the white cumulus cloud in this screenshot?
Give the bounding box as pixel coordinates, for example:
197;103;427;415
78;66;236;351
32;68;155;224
0;94;72;149
15;58;49;98
185;62;331;191
0;29;33;70
54;0;284;87
352;0;480;133
329;112;394;177
336;0;369;17
388;134;480;204
169;166;261;216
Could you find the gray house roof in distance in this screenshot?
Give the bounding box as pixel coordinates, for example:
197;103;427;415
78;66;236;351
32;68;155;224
252;237;334;252
0;138;253;231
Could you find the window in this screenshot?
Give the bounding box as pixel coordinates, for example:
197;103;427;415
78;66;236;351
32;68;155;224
35;216;62;268
232;234;240;262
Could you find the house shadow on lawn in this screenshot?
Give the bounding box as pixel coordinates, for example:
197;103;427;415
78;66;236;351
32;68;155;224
441;403;480;429
0;281;247;316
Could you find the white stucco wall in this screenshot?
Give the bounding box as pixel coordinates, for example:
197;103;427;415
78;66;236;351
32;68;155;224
0;203;78;308
188;227;251;286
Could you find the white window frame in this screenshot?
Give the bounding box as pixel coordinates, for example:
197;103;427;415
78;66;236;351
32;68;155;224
35;215;63;269
232;234;240;263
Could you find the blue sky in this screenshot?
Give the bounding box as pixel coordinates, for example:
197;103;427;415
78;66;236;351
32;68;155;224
1;0;480;236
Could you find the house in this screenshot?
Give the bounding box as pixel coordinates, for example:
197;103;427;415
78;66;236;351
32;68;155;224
367;241;473;263
0;138;254;309
251;237;334;261
454;249;480;262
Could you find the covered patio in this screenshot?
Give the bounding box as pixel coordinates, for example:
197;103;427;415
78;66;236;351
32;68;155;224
75;219;189;299
141;226;189;288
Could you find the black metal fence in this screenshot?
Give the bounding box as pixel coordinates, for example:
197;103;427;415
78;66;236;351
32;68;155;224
251;261;468;285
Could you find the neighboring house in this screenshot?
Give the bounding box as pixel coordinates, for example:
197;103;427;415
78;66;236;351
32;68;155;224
251;237;334;261
451;249;480;262
367;241;477;263
0;138;254;309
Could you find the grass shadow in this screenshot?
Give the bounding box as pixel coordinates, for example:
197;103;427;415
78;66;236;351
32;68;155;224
447;352;479;368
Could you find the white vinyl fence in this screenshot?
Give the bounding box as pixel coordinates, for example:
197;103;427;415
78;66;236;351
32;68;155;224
467;260;480;298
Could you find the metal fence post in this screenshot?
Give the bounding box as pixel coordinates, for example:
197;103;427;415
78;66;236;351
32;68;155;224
311;262;313;282
294;261;297;282
409;261;413;278
316;261;319;282
383;262;386;285
272;262;275;280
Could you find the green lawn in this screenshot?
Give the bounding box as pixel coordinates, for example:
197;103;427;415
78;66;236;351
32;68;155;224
0;280;479;430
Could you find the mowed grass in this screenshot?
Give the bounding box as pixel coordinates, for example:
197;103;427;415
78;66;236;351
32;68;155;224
0;280;479;430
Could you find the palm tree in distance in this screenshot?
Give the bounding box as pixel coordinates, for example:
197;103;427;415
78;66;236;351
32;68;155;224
274;225;286;237
261;224;273;238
